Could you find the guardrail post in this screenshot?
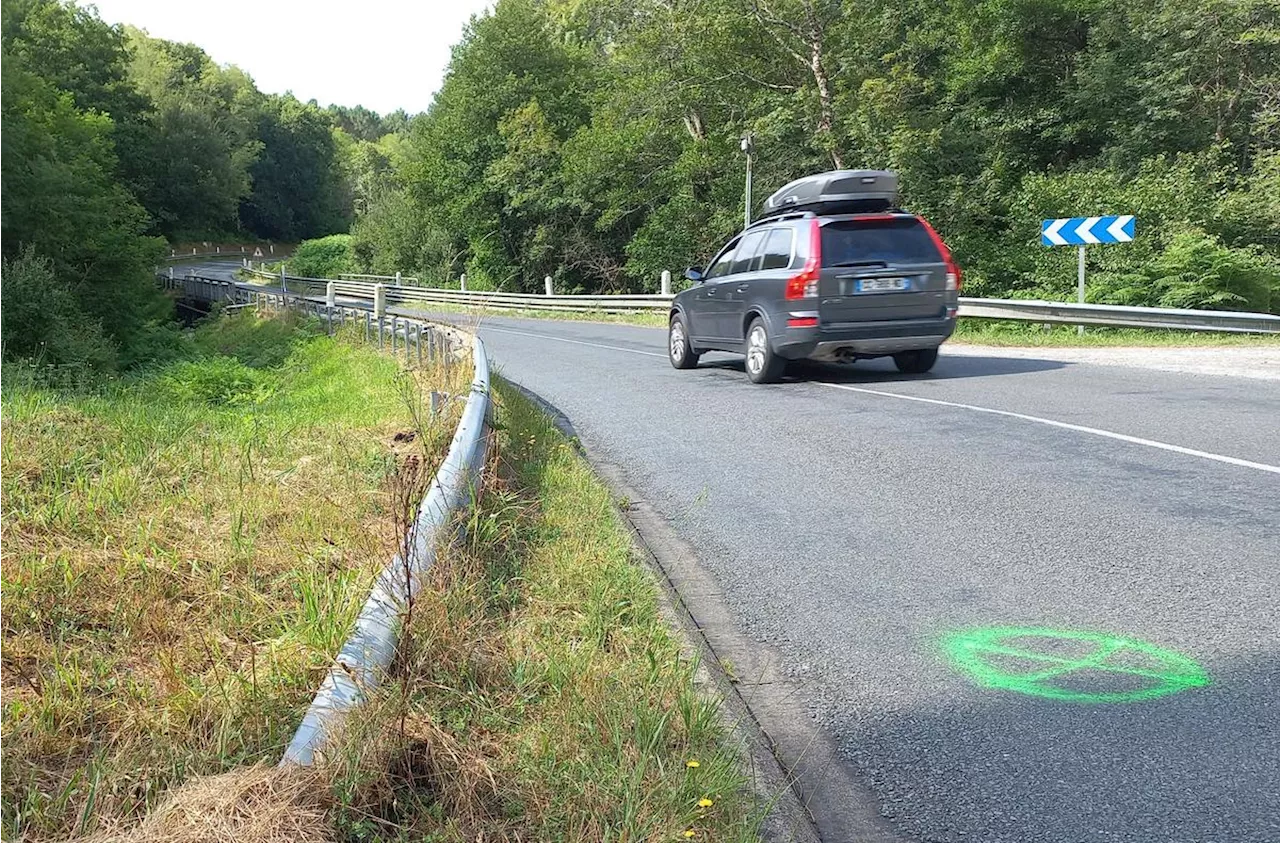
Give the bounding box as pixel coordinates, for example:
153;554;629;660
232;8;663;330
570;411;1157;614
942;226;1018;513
661;269;671;296
415;324;423;366
281;263;287;295
168;266;174;281
395;271;402;287
545;275;554;296
374;284;386;349
326;281;336;309
460;273;467;292
1077;246;1087;336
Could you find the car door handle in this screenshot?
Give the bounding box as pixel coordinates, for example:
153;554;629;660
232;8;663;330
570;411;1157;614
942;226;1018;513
736;284;750;292
705;287;717;295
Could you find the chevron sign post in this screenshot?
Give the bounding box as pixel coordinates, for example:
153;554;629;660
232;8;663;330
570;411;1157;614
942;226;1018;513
1041;215;1135;246
1041;215;1137;333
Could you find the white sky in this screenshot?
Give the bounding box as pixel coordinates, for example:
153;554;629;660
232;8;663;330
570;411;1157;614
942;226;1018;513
82;0;494;115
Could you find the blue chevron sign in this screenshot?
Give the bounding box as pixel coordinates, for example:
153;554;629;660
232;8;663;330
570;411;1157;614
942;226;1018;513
1041;215;1136;246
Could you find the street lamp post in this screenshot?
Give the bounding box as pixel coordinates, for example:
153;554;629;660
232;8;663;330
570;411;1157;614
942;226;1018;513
741;133;754;229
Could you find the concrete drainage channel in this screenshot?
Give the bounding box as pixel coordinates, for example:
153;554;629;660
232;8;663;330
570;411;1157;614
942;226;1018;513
163;273;494;768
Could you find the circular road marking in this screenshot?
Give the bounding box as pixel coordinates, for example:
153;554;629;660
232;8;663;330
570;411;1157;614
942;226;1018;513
943;627;1210;703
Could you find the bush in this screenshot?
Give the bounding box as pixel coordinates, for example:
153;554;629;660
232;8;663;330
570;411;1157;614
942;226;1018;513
281;234;356;279
1140;230;1278;312
159;356;275;406
190;309;314;368
0;251;118;370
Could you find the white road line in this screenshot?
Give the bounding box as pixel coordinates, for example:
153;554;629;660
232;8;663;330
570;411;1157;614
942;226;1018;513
481;325;667;357
815;381;1280;475
477;324;1279;475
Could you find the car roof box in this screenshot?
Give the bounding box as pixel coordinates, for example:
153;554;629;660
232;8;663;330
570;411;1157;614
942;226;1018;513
761;169;898;217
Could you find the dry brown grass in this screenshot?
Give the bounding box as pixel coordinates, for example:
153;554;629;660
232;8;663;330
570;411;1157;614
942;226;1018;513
5;311;763;841
307;379;763;842
1;312;470;839
85;765;333;843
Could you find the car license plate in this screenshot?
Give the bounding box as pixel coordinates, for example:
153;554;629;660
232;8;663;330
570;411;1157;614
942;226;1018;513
856;277;910;293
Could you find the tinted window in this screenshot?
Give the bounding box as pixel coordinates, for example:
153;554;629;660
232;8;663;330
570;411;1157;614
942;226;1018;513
760;228;794;270
705;239;739;279
820;218;942;267
730;231;768;275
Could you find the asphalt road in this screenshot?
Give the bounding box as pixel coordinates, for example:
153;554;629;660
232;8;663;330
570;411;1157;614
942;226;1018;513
449;319;1280;843
180;262;1280;842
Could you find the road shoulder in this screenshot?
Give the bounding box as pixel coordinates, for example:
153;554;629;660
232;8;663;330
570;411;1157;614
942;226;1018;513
511;383;907;843
945;343;1280;380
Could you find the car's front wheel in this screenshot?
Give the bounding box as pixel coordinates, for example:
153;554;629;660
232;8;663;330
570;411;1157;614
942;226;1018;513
668;313;700;370
893;347;939;374
745;317;787;384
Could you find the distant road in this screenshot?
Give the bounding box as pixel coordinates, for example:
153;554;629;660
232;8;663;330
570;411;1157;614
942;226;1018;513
178;259;1280;842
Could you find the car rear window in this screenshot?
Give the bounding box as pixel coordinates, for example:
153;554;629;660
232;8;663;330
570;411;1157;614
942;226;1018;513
820;218;942;267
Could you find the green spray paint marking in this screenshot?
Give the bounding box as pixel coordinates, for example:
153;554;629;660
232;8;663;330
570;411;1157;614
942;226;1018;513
943;627;1210;703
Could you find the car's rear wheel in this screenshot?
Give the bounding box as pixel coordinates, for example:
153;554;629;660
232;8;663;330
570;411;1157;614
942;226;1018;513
668;314;700;369
745;318;787;384
893;347;939;374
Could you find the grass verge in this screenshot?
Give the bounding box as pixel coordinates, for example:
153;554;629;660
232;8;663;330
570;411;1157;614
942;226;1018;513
1;310;468;839
401;300;669;328
4;310;763;841
950;318;1280;347
315;377;761;841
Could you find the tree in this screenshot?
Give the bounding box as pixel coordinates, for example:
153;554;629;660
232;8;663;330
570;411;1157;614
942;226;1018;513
240;96;350;240
123;28;262;237
331;0;1280;307
1;38;169;368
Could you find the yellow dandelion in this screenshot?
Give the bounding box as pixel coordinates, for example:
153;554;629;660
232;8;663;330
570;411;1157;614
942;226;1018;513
683;831;696;839
685;760;700;768
698;798;714;808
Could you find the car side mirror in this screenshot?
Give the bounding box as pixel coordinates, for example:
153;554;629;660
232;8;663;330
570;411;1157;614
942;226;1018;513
683;267;704;284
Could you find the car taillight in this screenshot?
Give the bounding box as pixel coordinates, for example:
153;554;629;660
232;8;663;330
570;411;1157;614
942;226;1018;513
786;316;818;328
919;218;962;291
785;219;822;300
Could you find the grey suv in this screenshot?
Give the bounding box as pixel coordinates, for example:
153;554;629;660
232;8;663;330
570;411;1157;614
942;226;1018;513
667;170;961;383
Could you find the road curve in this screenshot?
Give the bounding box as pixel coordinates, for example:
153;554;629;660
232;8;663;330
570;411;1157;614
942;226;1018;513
177;262;1280;842
448;316;1280;843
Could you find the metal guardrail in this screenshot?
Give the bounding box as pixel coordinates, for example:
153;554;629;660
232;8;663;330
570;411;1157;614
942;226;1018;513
160;271;493;767
339;272;421;285
241;267;1280;333
162;251;253;262
957;298;1280;334
282;332;490;767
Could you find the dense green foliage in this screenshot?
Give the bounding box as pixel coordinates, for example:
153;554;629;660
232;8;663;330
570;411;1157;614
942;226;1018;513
283;234;358;280
1;0;398;370
1;8;171;369
347;0;1279;311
